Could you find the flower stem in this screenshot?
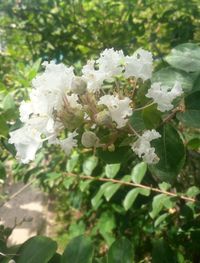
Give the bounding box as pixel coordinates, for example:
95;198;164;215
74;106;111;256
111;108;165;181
133;101;155;111
127;123;140;137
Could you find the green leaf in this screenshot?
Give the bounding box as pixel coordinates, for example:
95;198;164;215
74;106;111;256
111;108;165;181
27;58;42;80
46;172;62;180
177;91;200;128
150;124;185;183
97;146;131;164
0;115;9;137
186;186;200;197
61;235;93;263
48;253;61;263
3;94;15;111
131;162;147;184
66;152;79;173
187;138;200;150
150;194;174;219
91;182;112;209
63;177;75;190
2;94;17;120
185;90;200;109
0;161;6;180
16;236;57;263
192;73;200;92
152;239;177;263
142;104;162;129
79;179;92;192
158;182;171;191
45;172;62;187
103;175;131;202
68;222;86;239
104;183;121;201
105;163;120;178
107;237;134;263
93;257;107;263
139;188;150;196
97;211;116;246
154;213;169;227
123;188;140;211
165;43;200;73
152;67;194;93
177;110;200;128
129;111;146;132
83;156;98;176
2;138;16;156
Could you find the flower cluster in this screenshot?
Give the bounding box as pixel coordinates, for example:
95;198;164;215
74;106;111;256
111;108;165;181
9;48;183;164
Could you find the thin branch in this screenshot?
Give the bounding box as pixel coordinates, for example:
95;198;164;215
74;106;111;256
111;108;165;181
65;173;196;203
162;107;181;124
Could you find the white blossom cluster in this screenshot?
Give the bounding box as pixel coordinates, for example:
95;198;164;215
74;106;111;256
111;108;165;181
9;48;183;164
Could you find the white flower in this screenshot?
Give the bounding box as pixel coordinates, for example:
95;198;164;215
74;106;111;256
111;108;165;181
9;126;42;164
98;95;132;128
97;48;124;76
19;61;78;138
26;115;56;135
19;101;33;122
131;129;161;164
82;60;107;92
59;131;78;155
124;48;153;81
82;48;124;92
33;61;74;94
31;61;75;114
146;81;183;112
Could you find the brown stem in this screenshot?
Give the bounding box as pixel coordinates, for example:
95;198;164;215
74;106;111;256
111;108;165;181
162;107;182;124
65;173;196;203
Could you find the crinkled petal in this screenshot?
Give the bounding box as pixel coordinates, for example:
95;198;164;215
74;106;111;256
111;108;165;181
9;126;42;163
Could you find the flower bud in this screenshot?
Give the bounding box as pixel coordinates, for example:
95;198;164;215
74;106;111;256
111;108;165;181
96;110;112;126
71;76;87;95
60;109;84;131
81;131;99;148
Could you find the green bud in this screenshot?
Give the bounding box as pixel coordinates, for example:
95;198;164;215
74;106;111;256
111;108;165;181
96;110;112;126
81;131;99;148
61;109;84;131
71;76;87;95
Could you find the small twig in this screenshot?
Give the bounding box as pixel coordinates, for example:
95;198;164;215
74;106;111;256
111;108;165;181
65;173;196;203
162;107;181;124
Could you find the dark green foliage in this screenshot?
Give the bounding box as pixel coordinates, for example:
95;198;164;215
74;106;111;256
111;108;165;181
15;236;57;263
61;235;93;263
